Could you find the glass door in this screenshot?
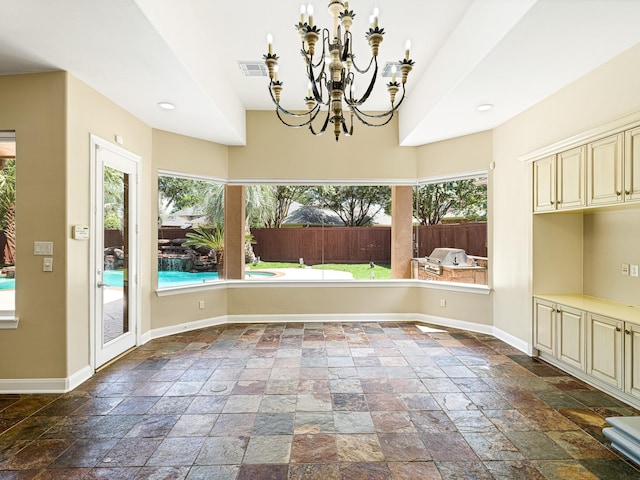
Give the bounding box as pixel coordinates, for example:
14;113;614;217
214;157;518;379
92;138;139;368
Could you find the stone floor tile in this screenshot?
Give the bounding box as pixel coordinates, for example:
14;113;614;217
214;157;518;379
339;462;392;480
146;437;204;466
293;412;335;434
482;460;546;479
371;411;416;434
533;460;600;479
288;463;340;480
253;413;294;435
335;434;384;462
236;463;289;480
290;434;337;463
435;461;493;479
378;433;430;462
185;465;239;480
546;430;618;460
195;436;248;465
504;432;572;460
243;435;292;464
333;411;375;434
98;438;162;467
420;432;478;462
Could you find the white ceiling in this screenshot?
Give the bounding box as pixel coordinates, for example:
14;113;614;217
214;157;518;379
0;0;639;147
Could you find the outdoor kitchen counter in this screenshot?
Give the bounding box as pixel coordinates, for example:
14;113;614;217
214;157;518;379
535;294;640;324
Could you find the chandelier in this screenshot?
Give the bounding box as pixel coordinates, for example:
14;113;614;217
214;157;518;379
263;1;415;141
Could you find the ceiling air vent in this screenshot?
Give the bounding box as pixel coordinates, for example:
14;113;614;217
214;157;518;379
238;61;268;77
381;62;401;78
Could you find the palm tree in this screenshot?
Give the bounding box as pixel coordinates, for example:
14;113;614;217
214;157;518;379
0;159;16;265
182;225;225;273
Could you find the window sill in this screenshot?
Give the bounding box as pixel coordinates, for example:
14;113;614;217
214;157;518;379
0;314;19;329
155;279;491;295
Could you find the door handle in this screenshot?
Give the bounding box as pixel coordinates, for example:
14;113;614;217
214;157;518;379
97;282;105;288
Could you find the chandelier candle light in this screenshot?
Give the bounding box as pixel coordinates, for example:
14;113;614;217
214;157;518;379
263;1;415;141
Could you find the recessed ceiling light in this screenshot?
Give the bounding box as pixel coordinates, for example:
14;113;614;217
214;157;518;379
158;102;175;110
476;104;494;112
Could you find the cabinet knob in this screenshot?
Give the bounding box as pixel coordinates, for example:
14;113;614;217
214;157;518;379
550;200;555;205
625;330;631;335
625;190;631;195
616;191;622;196
616;327;621;332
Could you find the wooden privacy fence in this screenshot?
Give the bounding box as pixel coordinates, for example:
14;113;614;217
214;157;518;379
415;223;487;258
99;222;487;265
251;227;391;265
251;222;487;265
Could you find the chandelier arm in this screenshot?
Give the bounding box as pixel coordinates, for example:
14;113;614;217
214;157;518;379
308;108;331;136
351;106;395;127
341;115;354;136
308;62;329;105
349;54;375;75
351;59;379;106
276;105;324;128
268;83;324;119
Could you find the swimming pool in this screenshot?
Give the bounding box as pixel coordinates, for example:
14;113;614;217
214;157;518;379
0;277;14;290
103;269;274;288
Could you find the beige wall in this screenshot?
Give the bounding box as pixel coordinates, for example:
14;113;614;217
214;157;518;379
493;43;640;343
0;73;67;378
227;285;419;317
583;208;640;304
66;74;152;376
416;131;493;179
229;111;416;182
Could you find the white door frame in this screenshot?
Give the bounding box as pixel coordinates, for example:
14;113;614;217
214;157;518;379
89;134;141;370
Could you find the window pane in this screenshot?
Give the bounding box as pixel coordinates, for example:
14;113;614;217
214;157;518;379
413;176;488;285
157;174;224;288
0;132;16;311
247;184;392;280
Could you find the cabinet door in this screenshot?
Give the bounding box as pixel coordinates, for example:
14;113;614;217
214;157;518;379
625;323;640;399
534;298;555;355
587;313;623;389
556;304;586;371
557;146;586;209
624;127;640;202
587;134;624;206
533;155;556;212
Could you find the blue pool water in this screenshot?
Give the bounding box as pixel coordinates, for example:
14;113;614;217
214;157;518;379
0;277;14;290
103;269;274;288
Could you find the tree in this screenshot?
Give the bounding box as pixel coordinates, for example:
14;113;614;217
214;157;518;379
265;186;307;228
307;186;391;226
158;176;209;213
414;179;487;225
0;159;16;265
182;225;224;272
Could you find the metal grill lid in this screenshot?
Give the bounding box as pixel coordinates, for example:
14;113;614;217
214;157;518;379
426;248;467;266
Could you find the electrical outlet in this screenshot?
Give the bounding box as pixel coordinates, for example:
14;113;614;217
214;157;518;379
199;300;205;309
631;265;639;278
622;264;630;276
440;299;446;308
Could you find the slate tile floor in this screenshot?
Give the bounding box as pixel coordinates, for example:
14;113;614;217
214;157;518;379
1;322;640;479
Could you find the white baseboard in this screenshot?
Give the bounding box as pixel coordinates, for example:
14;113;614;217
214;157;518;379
492;327;533;355
0;365;93;394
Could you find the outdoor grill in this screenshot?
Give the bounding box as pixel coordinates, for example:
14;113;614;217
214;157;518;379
423;247;469;275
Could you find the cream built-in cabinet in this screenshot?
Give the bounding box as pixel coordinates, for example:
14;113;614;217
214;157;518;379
624;126;640;202
587;313;640;399
587;134;624;206
534;295;640;406
531;116;640;409
533;147;586;212
533;298;585;372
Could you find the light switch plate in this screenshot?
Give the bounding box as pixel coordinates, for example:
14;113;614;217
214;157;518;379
631;264;639;278
622;264;630;276
43;257;53;272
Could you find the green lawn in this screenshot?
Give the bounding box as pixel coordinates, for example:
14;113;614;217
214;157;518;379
248;261;392;280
